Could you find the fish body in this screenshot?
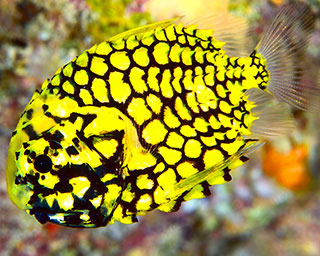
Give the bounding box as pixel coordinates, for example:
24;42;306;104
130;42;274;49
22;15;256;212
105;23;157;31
6;4;316;227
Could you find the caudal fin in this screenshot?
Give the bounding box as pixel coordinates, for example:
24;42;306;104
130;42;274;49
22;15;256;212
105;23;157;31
256;3;318;111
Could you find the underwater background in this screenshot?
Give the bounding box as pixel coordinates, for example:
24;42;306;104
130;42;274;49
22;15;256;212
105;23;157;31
1;0;320;255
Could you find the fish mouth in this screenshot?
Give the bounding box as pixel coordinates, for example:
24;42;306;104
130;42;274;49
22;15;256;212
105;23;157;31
28;208;109;228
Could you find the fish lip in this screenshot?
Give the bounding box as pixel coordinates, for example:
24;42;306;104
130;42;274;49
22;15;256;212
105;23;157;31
29;209;53;224
29;208;82;224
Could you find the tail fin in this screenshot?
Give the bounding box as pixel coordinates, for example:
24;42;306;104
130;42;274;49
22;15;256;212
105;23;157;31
256;3;318;111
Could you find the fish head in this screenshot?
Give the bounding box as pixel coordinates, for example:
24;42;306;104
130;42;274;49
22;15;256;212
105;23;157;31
7;121;125;227
6;91;124;227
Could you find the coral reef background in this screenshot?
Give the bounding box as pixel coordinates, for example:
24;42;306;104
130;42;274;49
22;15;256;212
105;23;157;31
1;0;320;255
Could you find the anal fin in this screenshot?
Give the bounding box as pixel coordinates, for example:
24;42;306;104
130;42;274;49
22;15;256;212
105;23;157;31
165;140;262;201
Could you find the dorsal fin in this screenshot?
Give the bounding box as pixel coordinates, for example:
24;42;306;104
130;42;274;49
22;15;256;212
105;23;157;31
182;14;249;57
107;14;249;57
108;17;181;42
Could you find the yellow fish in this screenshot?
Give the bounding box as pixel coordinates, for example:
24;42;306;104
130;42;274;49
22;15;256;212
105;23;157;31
6;3;317;227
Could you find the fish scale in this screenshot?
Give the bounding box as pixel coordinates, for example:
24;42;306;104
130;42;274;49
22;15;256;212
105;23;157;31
6;3;317;227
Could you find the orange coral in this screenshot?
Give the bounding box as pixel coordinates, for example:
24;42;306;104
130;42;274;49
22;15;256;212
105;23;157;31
262;143;311;191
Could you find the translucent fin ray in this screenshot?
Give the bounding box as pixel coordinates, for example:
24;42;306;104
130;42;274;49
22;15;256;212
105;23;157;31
247;89;295;137
256;3;319;111
183;14;249;57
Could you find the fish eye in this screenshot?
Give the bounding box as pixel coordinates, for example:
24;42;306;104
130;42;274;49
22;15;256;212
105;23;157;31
34;155;52;173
